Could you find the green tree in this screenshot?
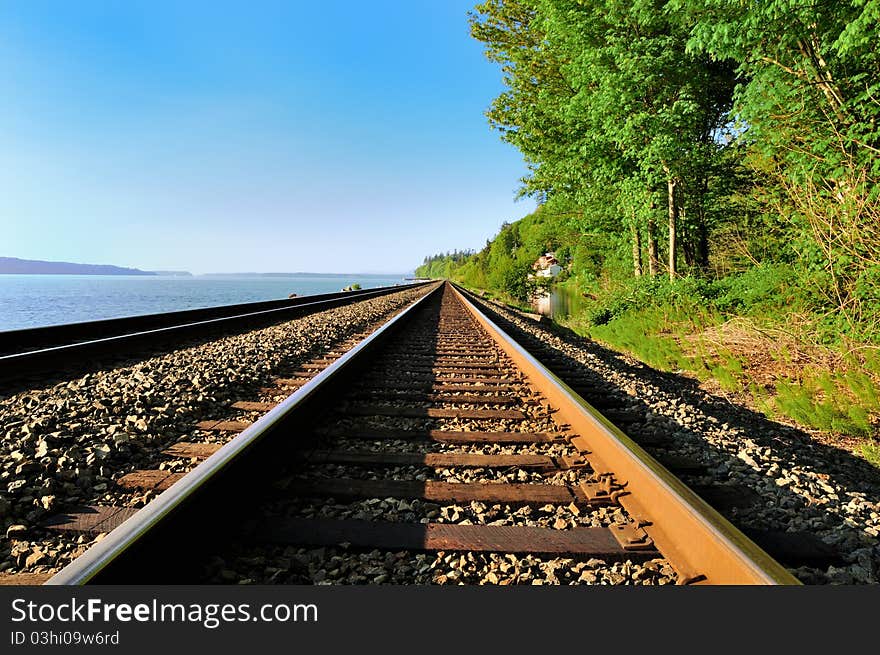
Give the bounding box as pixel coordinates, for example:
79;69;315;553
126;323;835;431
679;0;880;330
471;0;738;280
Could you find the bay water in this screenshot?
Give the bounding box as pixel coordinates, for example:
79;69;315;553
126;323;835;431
0;274;410;331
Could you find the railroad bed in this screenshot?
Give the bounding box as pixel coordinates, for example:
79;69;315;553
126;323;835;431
0;284;434;584
39;282;796;585
0;282;429;387
0;283;426;357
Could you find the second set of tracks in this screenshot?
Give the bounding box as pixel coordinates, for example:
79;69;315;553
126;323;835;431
45;282;798;585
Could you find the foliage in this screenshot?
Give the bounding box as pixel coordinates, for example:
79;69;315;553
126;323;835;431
414;1;880;443
676;0;880;334
416;203;600;300
457;0;880;335
863;440;880;468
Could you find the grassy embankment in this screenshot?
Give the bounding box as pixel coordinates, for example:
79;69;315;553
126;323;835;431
451;0;880;467
431;259;880;468
563;271;880;466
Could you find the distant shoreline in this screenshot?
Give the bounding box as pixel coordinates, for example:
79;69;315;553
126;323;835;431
0;272;411;278
0;273;411;331
0;257;156;276
0;258;410;278
198;272;409;278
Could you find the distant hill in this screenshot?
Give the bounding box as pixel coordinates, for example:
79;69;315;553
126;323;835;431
0;257;157;276
200;272;407;278
150;270;193;277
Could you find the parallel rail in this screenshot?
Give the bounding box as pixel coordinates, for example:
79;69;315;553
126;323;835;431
46;282;441;585
0;282;429;384
452;284;794;584
44;281;798;585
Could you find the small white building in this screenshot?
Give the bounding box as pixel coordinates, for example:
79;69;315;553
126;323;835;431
532;252;562;278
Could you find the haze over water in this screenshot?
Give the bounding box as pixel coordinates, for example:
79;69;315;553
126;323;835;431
0;274;409;331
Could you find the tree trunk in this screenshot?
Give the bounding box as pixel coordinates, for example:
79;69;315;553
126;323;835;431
695;173;709;272
630;220;642;277
681;212;694;267
646;216;658;276
797;36;846;123
680;203;690;267
697;205;709;271
666;169;678;280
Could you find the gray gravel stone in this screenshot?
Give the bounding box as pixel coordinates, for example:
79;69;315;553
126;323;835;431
0;285;431;577
471;295;880;585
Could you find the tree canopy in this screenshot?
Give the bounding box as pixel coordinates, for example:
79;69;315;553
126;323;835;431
419;0;880;339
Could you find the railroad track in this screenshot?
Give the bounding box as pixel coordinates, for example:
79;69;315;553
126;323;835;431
0;282;428;387
41;281;797;585
455;286;845;571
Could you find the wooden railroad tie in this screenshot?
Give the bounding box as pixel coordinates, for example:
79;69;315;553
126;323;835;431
338;405;527;420
360;376;518;387
273;377;308;387
303;450;586;471
279;478;609;506
318;428;565;444
36;506;842;568
248;518;657;557
42;505;140;535
231;401;278;412
349;391;519;405
116;469;185;492
196;419;251;432
162;441;223;460
382;358;501;367
0;573;53;586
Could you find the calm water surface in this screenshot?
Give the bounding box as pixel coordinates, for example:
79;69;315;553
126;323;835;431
0;274;410;331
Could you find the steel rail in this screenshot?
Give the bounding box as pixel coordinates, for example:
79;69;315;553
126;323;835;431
46;280;796;585
0;283;421;355
452;283;799;585
46;282;443;585
0;282;431;384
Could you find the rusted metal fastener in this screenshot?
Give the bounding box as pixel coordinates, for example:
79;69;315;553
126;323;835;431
610;520;655;551
578;473;627;504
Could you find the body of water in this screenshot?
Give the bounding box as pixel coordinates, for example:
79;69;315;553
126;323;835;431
549;285;590;320
528;284;590;321
0;274;410;331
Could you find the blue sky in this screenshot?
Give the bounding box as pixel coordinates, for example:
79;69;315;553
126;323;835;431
0;1;533;274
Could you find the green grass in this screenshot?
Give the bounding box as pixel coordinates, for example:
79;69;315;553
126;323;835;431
585;308;697;372
470;275;880;453
862;441;880;468
711;363;742;391
772;379;872;436
564;302;879;446
845;370;880;409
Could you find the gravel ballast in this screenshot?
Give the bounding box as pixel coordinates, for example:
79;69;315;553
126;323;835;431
195;287;677;585
468;293;880;585
0;284;433;578
8;281;866;586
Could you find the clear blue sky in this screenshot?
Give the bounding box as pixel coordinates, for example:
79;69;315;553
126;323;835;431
0;1;533;274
